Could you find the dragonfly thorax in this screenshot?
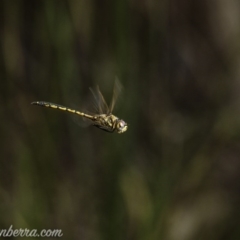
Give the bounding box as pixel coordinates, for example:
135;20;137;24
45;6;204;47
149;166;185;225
93;114;128;133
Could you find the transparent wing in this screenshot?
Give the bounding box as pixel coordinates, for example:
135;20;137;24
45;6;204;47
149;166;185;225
71;105;93;128
89;86;109;114
109;78;122;114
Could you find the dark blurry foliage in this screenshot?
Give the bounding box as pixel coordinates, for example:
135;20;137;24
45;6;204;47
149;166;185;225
0;0;240;239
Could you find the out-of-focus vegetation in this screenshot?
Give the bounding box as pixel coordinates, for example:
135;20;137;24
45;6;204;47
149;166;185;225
1;0;240;239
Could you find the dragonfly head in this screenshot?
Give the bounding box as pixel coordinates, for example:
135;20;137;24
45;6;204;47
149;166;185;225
116;119;128;133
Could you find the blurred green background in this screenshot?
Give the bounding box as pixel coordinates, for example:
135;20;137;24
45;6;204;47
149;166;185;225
1;0;240;239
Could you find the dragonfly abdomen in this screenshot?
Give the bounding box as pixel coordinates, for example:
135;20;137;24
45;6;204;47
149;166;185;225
31;101;94;120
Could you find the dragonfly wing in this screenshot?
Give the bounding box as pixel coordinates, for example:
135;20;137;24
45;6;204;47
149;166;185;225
90;86;109;114
71;107;92;128
109;78;122;114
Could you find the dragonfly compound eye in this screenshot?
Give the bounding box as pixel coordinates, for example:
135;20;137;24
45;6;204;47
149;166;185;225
116;120;128;133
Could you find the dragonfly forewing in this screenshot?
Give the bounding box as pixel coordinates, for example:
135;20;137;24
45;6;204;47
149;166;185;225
109;78;122;114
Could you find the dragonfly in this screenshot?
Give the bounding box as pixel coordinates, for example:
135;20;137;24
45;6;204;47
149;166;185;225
31;81;128;133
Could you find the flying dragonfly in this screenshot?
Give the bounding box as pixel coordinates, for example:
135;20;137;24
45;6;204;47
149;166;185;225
31;80;128;133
